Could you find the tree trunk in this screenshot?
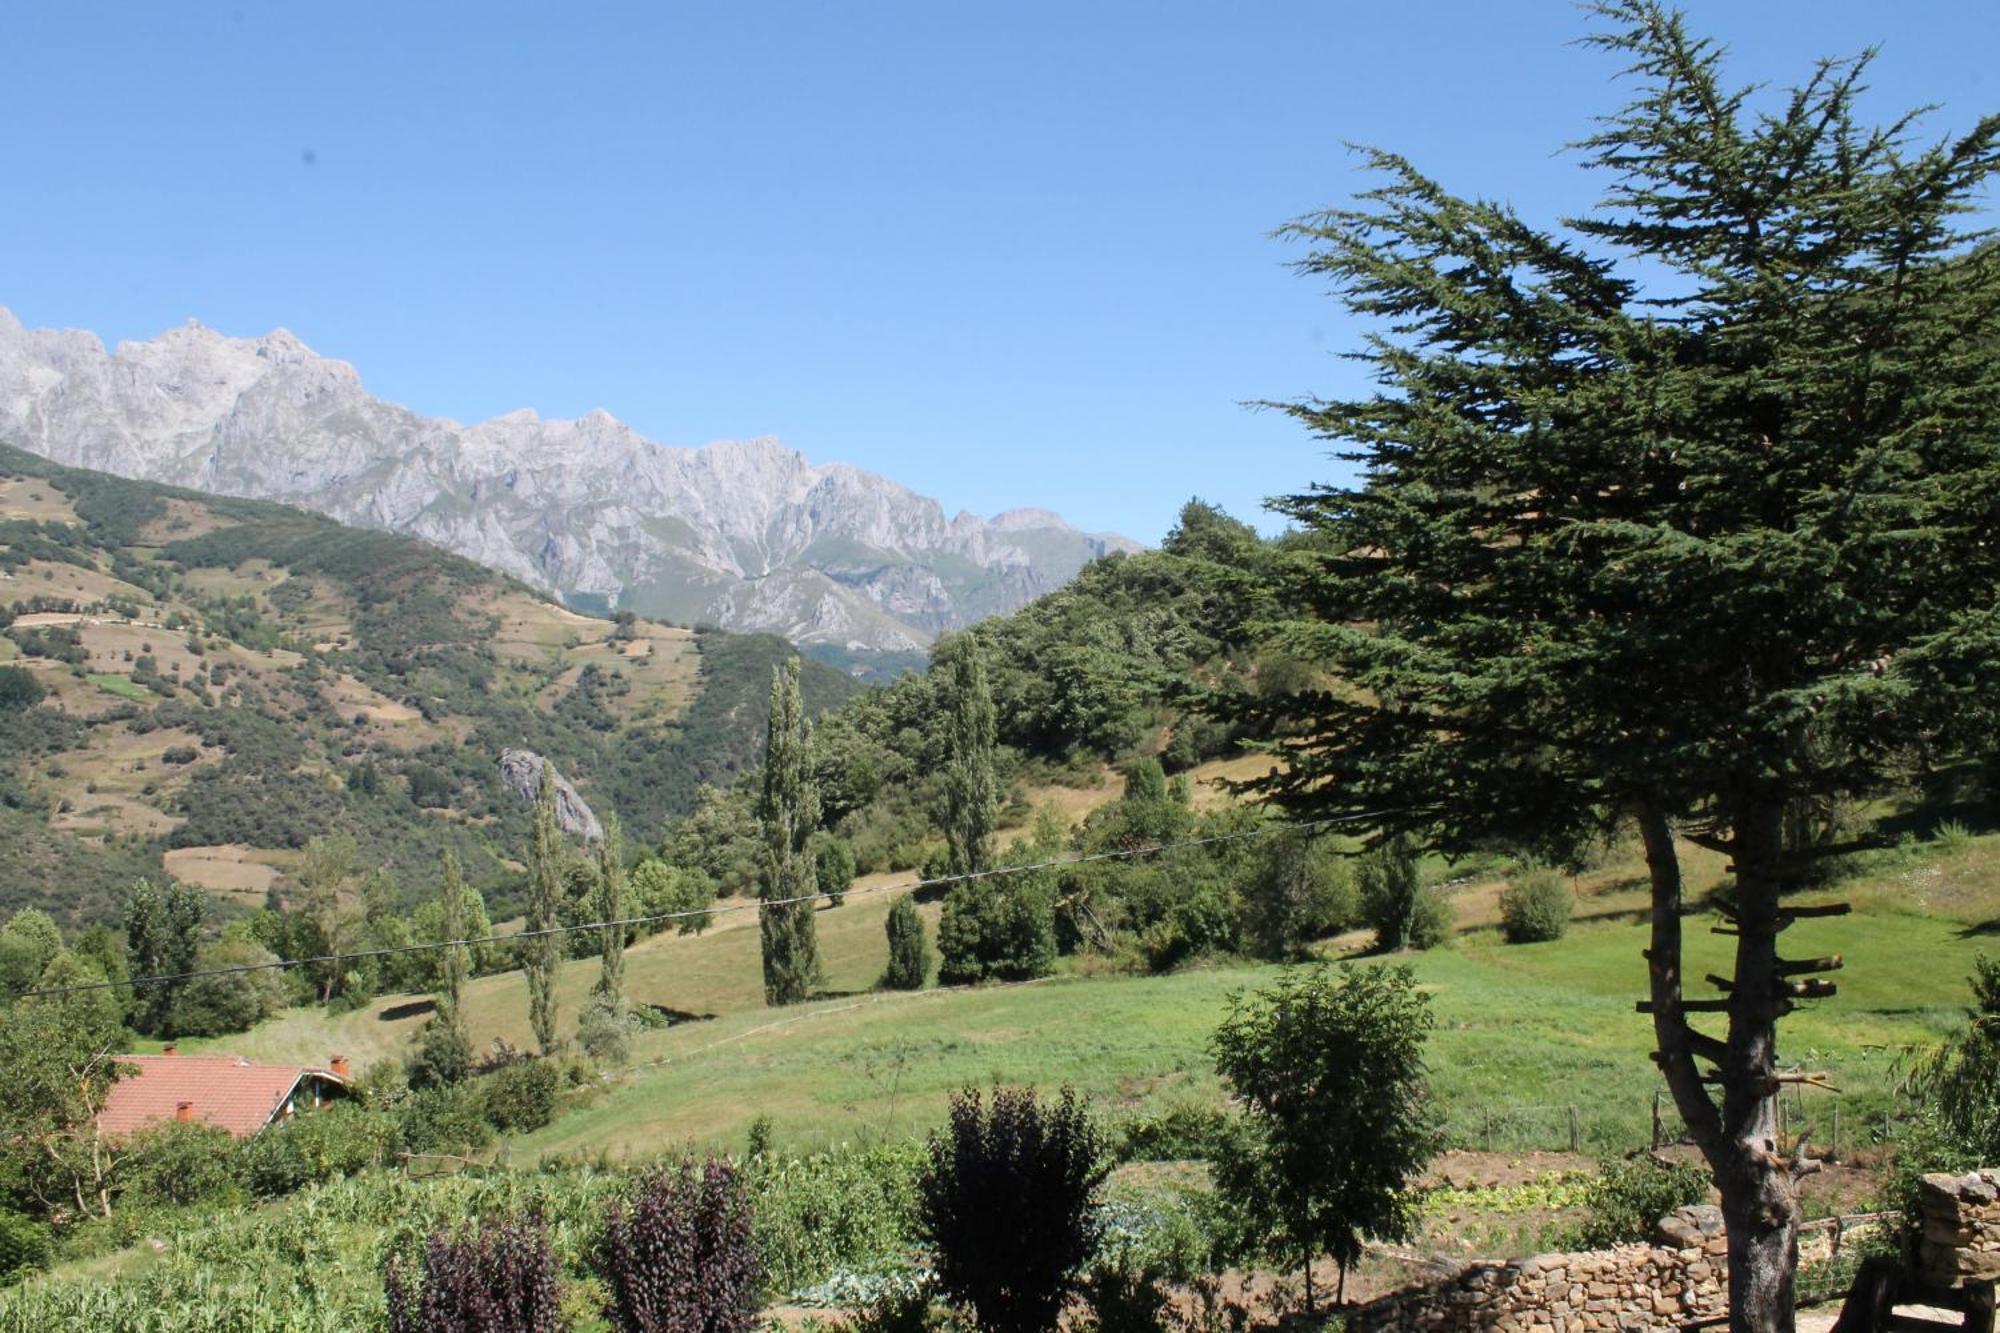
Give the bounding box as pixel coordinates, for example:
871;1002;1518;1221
1718;801;1800;1332
1640;802;1801;1333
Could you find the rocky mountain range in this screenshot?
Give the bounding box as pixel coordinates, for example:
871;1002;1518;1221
0;308;1139;651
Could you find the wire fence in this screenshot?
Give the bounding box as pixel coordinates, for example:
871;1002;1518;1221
1441;1079;1890;1160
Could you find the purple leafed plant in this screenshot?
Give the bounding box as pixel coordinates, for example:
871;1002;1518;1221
383;1214;565;1333
599;1156;763;1333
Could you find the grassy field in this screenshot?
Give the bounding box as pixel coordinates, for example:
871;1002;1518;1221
179;826;2000;1164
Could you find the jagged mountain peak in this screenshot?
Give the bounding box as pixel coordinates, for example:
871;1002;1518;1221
0;308;1141;651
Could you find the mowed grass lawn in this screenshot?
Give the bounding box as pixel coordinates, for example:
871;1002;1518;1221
186;834;2000;1162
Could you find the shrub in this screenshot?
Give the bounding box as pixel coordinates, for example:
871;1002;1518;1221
1116;1101;1229;1164
1567;1156;1711;1249
599;1157;762;1333
408;1013;475;1091
882;894;930;990
1241;834;1354;961
399;1086;497;1157
918;1086;1107;1333
936;879;1056;985
1358;837;1450;952
0;1209;50;1285
384;1215;565;1333
481;1058;563;1133
122;1119;244;1207
1498;867;1572;944
239;1104;392;1196
816;838;857;907
1407;885;1454;951
0;666;44;711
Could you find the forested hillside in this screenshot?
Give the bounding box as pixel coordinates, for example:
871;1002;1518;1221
0;444;857;926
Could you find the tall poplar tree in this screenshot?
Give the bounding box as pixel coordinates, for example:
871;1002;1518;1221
936;634;998;878
1223;5;2000;1329
438;849;471;1020
525;760;565;1055
581;815;630;1060
758;658;822;1006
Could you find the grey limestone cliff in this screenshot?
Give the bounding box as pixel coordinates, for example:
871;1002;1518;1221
0;308;1140;650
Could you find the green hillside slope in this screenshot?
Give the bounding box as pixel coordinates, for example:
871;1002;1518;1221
0;445;857;924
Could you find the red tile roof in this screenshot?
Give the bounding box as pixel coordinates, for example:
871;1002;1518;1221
96;1054;347;1139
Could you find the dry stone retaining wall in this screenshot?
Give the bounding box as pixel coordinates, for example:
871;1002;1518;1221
1349;1205;1729;1333
1920;1169;2000;1289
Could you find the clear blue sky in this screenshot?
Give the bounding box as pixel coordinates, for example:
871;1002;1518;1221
4;3;1993;543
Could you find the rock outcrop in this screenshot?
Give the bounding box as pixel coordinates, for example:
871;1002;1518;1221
498;749;604;843
0;309;1139;650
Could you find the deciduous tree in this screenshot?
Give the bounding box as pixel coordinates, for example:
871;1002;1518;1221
525;763;565;1055
1209;964;1440;1310
758;658;821;1006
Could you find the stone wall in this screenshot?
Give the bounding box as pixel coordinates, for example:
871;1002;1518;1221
1349;1205;1729;1333
1919;1170;2000;1289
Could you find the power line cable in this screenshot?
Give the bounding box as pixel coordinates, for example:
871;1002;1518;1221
19;811;1391;999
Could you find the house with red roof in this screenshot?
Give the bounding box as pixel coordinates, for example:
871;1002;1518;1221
95;1048;352;1140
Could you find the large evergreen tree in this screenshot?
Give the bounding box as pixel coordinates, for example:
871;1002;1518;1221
758;658;822;1006
1223;6;2000;1328
935;634;998;878
525;761;565;1055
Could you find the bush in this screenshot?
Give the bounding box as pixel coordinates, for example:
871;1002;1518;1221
481;1058;562;1133
1408;885;1454;951
239;1104;392;1196
936;879;1056;985
882;894;930;990
384;1215;565;1333
1498;867;1572;944
1567;1156;1711;1249
1241;834;1354;961
0;1209;50;1285
918;1086;1108;1333
399;1086;497;1157
0;666;45;711
1116;1101;1229;1164
816;838;857;907
122;1120;244;1207
599;1157;762;1333
1359;837;1452;952
408;1013;475;1091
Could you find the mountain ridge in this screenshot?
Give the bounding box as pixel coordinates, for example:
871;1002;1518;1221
0;308;1141;651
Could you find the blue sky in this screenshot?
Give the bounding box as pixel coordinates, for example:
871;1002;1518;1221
4;3;1994;543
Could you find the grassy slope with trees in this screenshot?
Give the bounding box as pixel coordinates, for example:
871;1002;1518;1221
0;443;858;926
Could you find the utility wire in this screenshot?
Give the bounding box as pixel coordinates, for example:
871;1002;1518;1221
19;812;1389;999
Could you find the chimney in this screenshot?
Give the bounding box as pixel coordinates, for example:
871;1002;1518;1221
175;1102;194;1123
330;1055;349;1078
161;1043;178;1057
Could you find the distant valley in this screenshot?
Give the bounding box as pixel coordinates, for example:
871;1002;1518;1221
0;308;1140;655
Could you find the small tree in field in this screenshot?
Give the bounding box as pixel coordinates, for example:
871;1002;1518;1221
598;1157;762;1333
383;1215;564;1333
1210;964;1441;1310
882;893;930;990
918;1086;1107;1333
